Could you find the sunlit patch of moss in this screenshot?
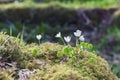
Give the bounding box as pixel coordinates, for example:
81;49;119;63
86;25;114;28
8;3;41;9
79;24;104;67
29;42;118;80
67;51;118;80
30;64;83;80
38;42;63;60
0;68;14;80
0;32;24;62
0;32;25;46
19;59;51;70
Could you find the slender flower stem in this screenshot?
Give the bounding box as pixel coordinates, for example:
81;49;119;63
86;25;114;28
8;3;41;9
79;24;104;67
38;40;40;45
36;34;42;45
67;43;71;46
67;42;69;45
76;37;79;46
60;37;66;45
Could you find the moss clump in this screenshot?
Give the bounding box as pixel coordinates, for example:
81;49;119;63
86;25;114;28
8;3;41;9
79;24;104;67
30;64;83;80
0;68;14;80
67;51;118;80
0;33;119;80
0;32;24;62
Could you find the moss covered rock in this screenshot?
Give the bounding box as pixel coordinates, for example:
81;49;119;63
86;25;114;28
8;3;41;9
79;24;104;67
0;32;24;62
0;68;14;80
30;64;83;80
0;33;119;80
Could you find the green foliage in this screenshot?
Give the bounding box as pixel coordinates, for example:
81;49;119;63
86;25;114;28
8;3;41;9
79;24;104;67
63;46;75;56
57;45;75;61
57;51;63;57
79;42;96;54
20;30;24;45
31;49;38;55
57;42;96;62
108;27;120;42
89;57;95;62
9;27;13;36
0;33;119;79
71;56;77;61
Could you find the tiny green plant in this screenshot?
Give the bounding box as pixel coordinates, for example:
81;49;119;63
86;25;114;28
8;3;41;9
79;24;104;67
89;57;95;62
57;45;77;61
55;32;66;45
56;30;96;62
32;49;38;55
57;51;63;57
79;42;96;54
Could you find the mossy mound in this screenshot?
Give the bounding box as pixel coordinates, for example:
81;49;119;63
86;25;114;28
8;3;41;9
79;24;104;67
0;32;24;62
68;51;116;80
0;33;119;80
0;68;13;80
30;64;82;80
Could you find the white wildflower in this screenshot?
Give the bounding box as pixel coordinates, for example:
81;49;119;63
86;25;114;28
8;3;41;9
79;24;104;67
79;35;85;41
55;32;61;38
64;36;71;43
74;30;82;37
36;34;42;40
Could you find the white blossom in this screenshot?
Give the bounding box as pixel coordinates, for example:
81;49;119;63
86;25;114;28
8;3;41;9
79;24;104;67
74;30;82;37
36;34;42;40
79;35;85;41
64;36;71;43
55;32;61;38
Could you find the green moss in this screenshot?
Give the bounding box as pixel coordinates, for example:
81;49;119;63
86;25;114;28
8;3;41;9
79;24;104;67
30;64;83;80
0;33;119;80
29;63;118;80
0;68;14;80
67;51;118;80
19;42;63;69
0;32;24;62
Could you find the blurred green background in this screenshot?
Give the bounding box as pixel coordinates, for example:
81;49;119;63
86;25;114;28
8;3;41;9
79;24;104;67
0;0;120;77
